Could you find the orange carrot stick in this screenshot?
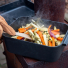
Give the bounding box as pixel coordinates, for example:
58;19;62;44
37;31;46;45
57;37;63;41
51;31;60;35
17;36;23;40
31;29;35;32
32;28;37;32
25;32;29;34
49;41;52;47
52;29;60;32
25;26;32;30
24;28;37;34
18;28;26;33
48;25;52;33
18;28;37;39
18;28;37;40
51;37;55;47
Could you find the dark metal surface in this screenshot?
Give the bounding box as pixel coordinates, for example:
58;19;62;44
16;50;68;68
1;6;34;25
3;17;68;62
0;1;22;13
15;55;28;68
25;0;34;10
0;0;34;25
34;0;65;22
63;30;68;45
3;40;23;68
0;0;18;6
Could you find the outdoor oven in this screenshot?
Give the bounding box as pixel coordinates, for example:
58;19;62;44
0;0;66;68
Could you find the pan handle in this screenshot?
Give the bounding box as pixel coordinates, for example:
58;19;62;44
63;30;68;46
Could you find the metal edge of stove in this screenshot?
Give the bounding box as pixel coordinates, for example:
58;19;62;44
0;0;23;13
25;0;34;10
0;0;34;25
0;0;34;13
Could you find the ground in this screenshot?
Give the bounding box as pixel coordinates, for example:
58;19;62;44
0;44;7;68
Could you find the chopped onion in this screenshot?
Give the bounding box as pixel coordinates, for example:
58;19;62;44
49;30;56;38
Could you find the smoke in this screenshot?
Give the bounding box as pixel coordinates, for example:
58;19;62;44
34;0;51;20
34;0;65;23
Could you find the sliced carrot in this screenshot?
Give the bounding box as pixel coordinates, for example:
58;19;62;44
25;26;32;30
57;37;63;41
32;28;37;32
17;36;23;40
17;28;37;39
25;32;29;34
31;29;35;32
51;37;55;47
48;25;52;33
49;41;52;47
51;31;60;35
18;28;26;33
52;29;60;32
37;31;46;45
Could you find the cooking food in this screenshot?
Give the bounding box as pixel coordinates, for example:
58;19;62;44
11;19;65;47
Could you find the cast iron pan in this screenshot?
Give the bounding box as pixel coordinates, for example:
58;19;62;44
3;16;68;62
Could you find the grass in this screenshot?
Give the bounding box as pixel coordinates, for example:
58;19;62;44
0;63;7;68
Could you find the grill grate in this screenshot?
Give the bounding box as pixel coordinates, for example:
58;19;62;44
0;0;18;6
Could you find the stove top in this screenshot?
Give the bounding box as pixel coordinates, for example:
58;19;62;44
0;0;34;25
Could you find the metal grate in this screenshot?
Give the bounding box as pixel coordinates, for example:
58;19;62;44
0;0;18;6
